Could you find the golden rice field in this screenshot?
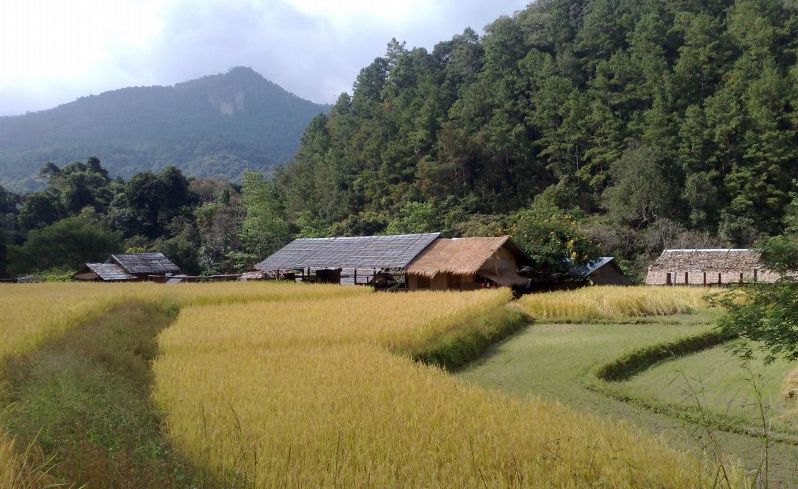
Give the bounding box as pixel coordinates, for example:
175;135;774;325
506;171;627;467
0;281;366;488
0;283;742;488
520;285;710;320
154;287;737;488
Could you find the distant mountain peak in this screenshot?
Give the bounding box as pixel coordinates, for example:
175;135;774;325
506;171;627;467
0;68;329;190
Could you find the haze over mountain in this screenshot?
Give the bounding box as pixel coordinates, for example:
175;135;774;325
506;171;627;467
0;67;328;191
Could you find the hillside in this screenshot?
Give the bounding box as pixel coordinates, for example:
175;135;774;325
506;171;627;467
0;67;327;190
275;0;798;268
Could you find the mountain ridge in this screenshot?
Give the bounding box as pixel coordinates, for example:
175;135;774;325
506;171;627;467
0;67;328;191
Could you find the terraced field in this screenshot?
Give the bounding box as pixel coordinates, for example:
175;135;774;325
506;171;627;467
0;283;739;488
460;287;798;487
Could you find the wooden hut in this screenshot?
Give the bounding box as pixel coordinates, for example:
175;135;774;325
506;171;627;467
108;252;181;280
74;263;137;282
645;249;779;286
251;233;440;288
567;257;629;285
76;252;181;282
405;236;531;291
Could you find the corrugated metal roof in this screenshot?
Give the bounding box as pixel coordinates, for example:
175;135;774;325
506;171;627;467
110;252;181;275
254;233;440;270
84;263;136;281
568;257;616;278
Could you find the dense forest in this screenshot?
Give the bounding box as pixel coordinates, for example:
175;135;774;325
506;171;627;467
273;0;798;276
0;67;327;191
1;0;798;280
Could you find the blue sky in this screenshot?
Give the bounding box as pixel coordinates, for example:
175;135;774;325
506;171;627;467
0;0;528;115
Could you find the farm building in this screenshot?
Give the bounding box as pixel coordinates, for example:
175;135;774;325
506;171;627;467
74;263;137;282
75;252;182;282
645;249;779;285
251;233;440;288
567;257;629;285
406;236;531;290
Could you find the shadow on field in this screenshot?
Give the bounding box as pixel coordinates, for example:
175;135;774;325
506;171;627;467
0;301;223;488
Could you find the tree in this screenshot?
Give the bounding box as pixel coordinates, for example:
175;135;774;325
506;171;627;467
240;172;292;258
714;235;798;362
385;201;440;234
7;215;122;274
509;201;595;273
602;144;673;227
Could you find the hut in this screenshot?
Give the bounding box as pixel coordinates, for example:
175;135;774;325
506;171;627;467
76;252;182;282
567;257;629;285
74;263;137;282
251;233;440;288
405;236;531;291
108;252;181;280
645;249;779;286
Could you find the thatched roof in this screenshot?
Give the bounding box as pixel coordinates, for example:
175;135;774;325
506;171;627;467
80;263;136;281
406;236;530;278
110;252;181;275
254;233;440;271
649;249;764;272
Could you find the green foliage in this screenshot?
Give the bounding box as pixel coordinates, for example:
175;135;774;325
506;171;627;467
7;215;122;274
240;171;292;257
385;201;440;234
509;202;595;272
0;67;327;191
714;235;798;362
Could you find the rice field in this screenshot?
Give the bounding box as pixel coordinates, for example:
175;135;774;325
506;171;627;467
153;288;737;488
0;283;747;487
520;285;710;321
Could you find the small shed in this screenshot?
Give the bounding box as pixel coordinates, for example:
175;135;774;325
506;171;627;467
406;236;531;291
568;257;629;285
108;252;181;280
74;263;137;282
645;249;779;286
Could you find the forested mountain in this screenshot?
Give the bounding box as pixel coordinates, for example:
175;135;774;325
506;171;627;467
0;67;327;191
274;0;798;275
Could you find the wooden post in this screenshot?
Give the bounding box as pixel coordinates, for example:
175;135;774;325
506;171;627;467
718;272;722;285
685;272;689;285
703;272;706;286
354;269;358;285
754;268;758;283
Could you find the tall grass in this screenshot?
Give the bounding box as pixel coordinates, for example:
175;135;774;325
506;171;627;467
0;281;366;487
154;288;740;488
520;286;709;321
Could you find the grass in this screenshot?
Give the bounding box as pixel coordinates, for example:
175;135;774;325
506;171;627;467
616;341;797;435
0;281;367;488
460;287;798;485
519;285;709;321
154;288;737;488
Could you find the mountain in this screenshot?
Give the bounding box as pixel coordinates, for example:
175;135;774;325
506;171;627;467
0;67;328;191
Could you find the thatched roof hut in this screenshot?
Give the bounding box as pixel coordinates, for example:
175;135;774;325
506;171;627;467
406;236;531;290
645;249;779;285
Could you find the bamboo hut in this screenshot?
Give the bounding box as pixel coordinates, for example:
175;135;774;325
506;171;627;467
406;236;531;291
74;263;137;282
568;257;629;285
645;249;779;285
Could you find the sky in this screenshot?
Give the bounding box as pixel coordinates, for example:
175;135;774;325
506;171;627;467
0;0;528;116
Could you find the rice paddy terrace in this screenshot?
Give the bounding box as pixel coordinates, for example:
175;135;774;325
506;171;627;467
460;286;798;487
0;282;784;487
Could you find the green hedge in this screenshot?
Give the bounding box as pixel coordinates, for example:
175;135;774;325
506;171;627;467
412;305;531;371
597;329;735;382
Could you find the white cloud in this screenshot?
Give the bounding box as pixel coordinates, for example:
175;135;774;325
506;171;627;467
0;0;527;115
